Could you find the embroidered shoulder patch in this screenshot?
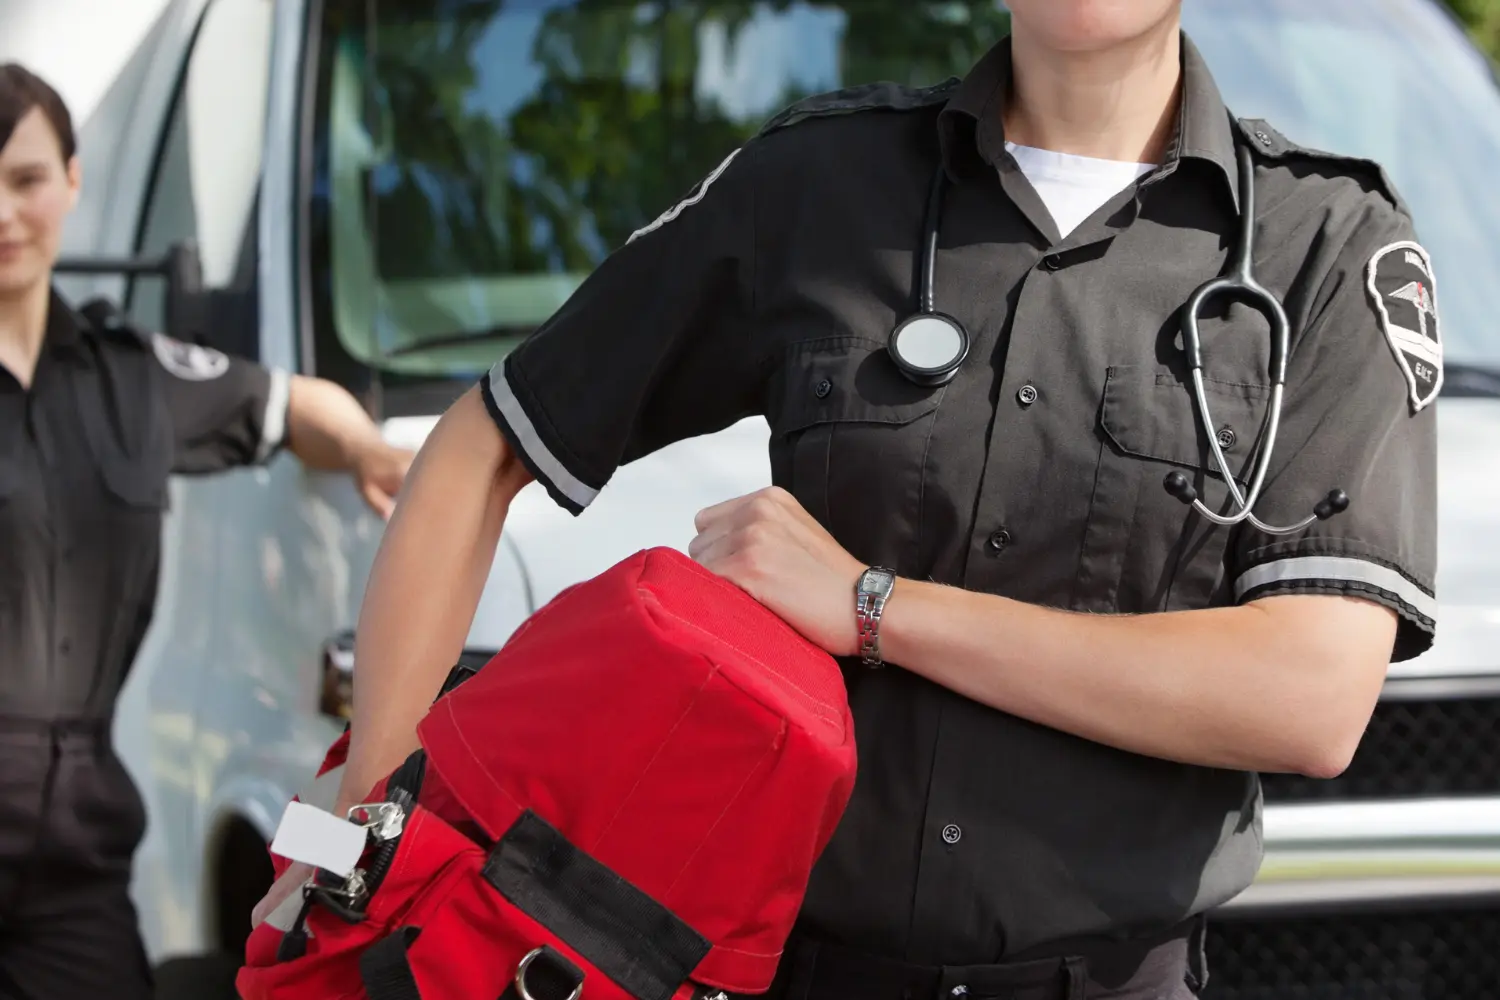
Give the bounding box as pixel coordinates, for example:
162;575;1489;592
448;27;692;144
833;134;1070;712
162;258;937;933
1366;240;1442;412
151;331;231;382
626;147;742;246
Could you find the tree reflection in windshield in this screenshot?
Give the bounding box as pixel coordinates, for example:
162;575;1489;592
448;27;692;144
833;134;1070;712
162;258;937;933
1183;0;1500;376
314;0;1500;378
313;1;1009;373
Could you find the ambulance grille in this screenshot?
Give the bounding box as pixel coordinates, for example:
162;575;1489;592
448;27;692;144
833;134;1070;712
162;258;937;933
1202;906;1500;999
1259;695;1500;803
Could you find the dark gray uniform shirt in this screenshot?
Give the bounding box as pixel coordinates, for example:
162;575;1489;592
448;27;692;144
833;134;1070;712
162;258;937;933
0;291;288;722
479;35;1439;965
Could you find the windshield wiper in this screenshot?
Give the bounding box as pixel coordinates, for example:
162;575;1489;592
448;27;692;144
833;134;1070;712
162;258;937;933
381;326;530;359
1441;363;1500;398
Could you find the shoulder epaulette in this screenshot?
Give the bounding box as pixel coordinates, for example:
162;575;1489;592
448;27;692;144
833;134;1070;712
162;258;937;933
756;77;961;139
76;296;151;348
1235;116;1410;216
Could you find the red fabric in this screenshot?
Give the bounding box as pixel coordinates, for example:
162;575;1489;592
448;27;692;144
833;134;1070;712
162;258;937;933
239;547;856;999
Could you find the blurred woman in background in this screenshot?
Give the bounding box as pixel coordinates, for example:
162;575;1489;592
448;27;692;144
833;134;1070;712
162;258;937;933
0;62;413;1000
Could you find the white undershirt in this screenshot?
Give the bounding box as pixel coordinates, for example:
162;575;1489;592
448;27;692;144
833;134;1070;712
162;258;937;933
1005;141;1158;239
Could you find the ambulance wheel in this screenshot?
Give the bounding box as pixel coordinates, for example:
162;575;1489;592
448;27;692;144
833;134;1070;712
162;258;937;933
153;951;242;999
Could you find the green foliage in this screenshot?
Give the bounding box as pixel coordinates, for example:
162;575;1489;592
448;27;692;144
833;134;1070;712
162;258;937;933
1442;0;1500;62
336;1;1010;282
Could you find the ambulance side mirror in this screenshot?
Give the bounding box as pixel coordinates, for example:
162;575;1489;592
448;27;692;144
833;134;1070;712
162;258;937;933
54;240;257;358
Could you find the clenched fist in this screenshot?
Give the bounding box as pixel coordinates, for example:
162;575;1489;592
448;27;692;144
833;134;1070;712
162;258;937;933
689;486;867;657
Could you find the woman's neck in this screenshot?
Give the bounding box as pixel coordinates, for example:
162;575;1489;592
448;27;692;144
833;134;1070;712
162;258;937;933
1003;19;1182;165
0;278;53;389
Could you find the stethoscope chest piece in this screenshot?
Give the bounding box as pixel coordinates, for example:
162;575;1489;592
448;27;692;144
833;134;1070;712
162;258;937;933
888;311;969;387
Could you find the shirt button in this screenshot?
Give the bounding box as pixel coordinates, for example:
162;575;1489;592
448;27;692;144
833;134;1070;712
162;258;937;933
1217;426;1237;450
941;823;962;845
814;378;832;399
59;639;71;655
1040;254;1063;271
1016;384;1038;406
986;528;1012;553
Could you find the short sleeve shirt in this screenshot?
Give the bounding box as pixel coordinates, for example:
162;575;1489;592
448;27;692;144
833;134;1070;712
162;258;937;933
0;290;290;721
479;34;1438;964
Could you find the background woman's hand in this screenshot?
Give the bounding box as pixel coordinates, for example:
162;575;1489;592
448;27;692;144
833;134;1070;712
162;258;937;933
352;441;414;520
250;861;313;931
689;486;866;656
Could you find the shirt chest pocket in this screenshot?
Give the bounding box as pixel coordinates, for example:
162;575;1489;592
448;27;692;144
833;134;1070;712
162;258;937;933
1075;364;1272;613
72;356;175;511
0;400;22;505
767;337;944;566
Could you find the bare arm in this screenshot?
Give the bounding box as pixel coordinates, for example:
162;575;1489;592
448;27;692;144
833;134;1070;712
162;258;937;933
252;386;532;927
692;486;1397;780
878;580;1395;777
283;374;415;519
332;385;533;813
283;374;387;471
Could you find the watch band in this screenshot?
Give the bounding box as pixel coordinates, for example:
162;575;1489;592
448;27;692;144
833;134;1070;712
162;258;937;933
856;567;896;667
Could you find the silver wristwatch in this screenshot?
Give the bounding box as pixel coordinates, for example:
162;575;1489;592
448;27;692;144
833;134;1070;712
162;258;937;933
855;566;897;667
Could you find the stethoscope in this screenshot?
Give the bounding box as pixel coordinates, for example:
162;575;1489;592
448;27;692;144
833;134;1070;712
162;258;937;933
886;142;1349;535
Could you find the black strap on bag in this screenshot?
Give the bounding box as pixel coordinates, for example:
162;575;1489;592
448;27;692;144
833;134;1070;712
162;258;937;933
360;927;425;1000
356;809;713;1000
360;927;585;1000
481;810;711;1000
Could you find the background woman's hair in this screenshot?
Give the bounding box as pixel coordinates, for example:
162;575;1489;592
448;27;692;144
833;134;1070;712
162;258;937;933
0;63;76;161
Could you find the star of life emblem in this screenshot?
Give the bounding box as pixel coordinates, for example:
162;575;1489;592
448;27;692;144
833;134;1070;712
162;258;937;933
150;331;231;382
1367;241;1442;413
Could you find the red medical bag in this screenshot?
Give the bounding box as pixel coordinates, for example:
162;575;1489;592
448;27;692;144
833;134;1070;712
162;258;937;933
237;547;857;1000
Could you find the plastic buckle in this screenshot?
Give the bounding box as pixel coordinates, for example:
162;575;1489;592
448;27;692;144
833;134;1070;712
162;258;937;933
515;945;584;1000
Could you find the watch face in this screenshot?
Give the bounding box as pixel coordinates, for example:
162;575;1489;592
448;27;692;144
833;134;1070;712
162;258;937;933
861;568;896;594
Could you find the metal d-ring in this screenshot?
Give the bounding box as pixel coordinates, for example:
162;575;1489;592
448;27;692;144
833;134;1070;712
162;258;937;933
515;946;584;1000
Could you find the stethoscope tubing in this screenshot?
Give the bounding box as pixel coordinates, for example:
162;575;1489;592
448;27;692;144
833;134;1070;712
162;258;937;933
1182;145;1311;534
891;139;1340;535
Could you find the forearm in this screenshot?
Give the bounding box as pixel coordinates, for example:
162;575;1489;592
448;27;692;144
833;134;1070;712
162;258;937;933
333;387;531;811
284;374;385;471
878;581;1393;776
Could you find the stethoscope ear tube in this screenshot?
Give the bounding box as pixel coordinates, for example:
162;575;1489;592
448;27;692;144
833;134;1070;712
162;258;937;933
1174;144;1325;535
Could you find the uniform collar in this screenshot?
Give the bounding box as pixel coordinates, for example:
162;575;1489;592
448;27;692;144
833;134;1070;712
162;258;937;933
937;32;1242;212
43;286;91;358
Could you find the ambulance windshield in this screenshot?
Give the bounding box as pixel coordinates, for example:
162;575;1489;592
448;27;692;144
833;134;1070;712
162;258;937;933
306;0;1500;385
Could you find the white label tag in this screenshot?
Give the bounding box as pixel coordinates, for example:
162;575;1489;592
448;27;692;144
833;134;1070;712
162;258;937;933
270;801;368;877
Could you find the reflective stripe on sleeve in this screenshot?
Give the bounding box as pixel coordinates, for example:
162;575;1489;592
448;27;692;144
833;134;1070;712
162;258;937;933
1233;555;1437;622
257;367;291;463
482;362;600;510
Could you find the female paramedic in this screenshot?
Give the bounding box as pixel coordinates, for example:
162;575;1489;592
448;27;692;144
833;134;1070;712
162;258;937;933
256;1;1439;997
0;63;414;999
